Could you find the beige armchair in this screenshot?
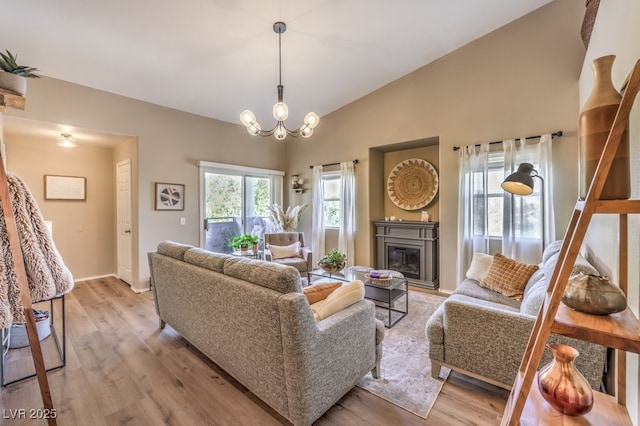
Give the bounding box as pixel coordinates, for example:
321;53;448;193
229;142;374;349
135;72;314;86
264;232;312;280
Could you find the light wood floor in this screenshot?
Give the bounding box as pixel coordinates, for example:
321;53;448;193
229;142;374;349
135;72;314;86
0;277;508;425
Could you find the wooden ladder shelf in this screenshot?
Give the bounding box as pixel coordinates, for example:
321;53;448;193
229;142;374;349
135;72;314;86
501;59;640;425
0;91;57;425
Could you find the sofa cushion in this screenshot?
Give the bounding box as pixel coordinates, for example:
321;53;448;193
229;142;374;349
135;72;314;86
157;241;193;260
542;240;563;263
311;280;365;321
271;256;308;273
520;278;547;316
223;257;302;294
480;253;539;301
543;252;600;281
184;248;229;273
466;252;494;281
268;242;302;259
303;282;341;304
454;279;522;309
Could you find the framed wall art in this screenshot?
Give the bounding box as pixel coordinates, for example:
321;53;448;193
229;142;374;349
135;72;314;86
44;175;87;200
155;182;185;211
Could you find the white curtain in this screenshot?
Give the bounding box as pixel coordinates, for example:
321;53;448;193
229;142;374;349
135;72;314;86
456;143;490;281
338;161;355;267
502;134;555;263
311;165;325;263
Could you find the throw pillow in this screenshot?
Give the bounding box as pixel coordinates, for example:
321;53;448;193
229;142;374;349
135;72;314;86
303;282;342;304
466;252;494;282
310;280;365;321
268;242;301;259
480;252;539;301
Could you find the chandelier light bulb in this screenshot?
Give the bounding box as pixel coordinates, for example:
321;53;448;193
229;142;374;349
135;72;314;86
273;102;289;121
274;123;287;140
240;110;257;126
247;122;261;136
303;112;320;129
300;125;314;138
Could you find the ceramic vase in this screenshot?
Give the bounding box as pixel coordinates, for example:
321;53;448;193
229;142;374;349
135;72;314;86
562;272;627;315
578;55;630;200
538;343;593;416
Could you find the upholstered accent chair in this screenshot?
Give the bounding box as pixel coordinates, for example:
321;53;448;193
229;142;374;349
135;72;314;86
264;232;312;280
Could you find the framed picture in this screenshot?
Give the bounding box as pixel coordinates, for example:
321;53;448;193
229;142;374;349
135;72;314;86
155;182;185;211
44;175;86;200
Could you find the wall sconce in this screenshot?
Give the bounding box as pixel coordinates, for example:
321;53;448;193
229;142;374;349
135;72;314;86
291;174;305;193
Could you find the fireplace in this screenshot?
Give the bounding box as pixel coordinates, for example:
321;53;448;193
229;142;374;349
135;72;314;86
387;246;420;279
374;220;439;290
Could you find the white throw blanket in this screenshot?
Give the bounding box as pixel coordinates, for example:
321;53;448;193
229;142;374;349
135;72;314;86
0;173;74;327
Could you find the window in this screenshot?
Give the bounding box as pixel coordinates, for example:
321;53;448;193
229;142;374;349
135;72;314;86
472;152;542;240
198;161;283;254
322;172;341;228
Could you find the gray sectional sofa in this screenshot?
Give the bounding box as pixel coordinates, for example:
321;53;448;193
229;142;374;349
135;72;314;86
148;241;384;426
426;241;607;389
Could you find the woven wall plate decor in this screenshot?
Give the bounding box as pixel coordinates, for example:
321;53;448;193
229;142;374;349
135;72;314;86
387;158;439;210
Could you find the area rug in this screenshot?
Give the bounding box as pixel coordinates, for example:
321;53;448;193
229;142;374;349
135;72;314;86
357;290;450;418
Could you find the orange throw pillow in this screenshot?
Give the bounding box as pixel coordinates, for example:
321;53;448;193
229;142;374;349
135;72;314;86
303;282;342;304
479;252;538;301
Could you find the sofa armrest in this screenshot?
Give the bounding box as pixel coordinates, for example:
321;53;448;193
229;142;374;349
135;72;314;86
301;247;312;271
278;294;381;425
264;248;273;261
441;294;605;389
442;294;539;386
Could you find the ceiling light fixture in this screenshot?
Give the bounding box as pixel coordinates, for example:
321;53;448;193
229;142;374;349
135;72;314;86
239;22;319;140
56;133;76;148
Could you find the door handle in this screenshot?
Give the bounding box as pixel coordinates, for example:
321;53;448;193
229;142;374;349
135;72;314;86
125;229;131;234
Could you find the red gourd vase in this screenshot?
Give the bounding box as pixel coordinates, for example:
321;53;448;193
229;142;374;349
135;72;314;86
537;343;593;416
578;55;630;200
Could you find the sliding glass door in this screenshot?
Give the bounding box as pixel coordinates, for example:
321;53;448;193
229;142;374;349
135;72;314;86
199;162;283;253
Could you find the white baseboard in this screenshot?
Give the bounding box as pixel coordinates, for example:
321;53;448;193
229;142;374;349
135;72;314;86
74;273;116;282
131;286;151;293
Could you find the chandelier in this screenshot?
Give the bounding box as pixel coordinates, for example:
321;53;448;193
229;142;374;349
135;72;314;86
239;22;319;140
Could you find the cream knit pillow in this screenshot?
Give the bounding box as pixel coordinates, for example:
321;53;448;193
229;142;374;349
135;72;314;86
310;280;365;321
268;242;301;259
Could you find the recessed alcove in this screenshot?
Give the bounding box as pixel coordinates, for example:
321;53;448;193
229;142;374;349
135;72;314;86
368;136;440;271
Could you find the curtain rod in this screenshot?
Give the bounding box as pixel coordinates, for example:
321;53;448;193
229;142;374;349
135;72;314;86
309;159;359;169
452;130;563;151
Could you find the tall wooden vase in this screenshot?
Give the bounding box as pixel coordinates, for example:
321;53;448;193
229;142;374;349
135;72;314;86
579;55;630;200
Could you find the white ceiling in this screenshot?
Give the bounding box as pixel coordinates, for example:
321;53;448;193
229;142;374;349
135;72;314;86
1;0;553;132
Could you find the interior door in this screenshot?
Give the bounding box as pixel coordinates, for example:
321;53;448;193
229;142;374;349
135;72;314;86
116;159;133;284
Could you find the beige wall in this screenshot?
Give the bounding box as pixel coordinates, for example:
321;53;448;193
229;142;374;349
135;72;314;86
288;0;585;291
5;78;286;291
579;0;640;422
5;134;115;279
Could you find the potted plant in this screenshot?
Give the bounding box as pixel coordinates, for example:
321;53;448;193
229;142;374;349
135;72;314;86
228;234;260;252
0;50;40;96
318;249;347;273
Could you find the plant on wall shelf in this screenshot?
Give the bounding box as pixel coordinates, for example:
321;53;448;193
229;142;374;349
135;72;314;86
0;50;40;97
228;234;260;251
0;50;40;78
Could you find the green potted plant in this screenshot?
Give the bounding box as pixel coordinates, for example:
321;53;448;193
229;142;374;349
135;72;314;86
318;249;347;273
228;234;260;252
0;50;40;96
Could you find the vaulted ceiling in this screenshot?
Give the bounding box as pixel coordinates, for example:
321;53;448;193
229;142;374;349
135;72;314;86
1;0;553;128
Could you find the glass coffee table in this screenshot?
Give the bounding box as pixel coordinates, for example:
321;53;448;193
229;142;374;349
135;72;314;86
308;267;408;328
